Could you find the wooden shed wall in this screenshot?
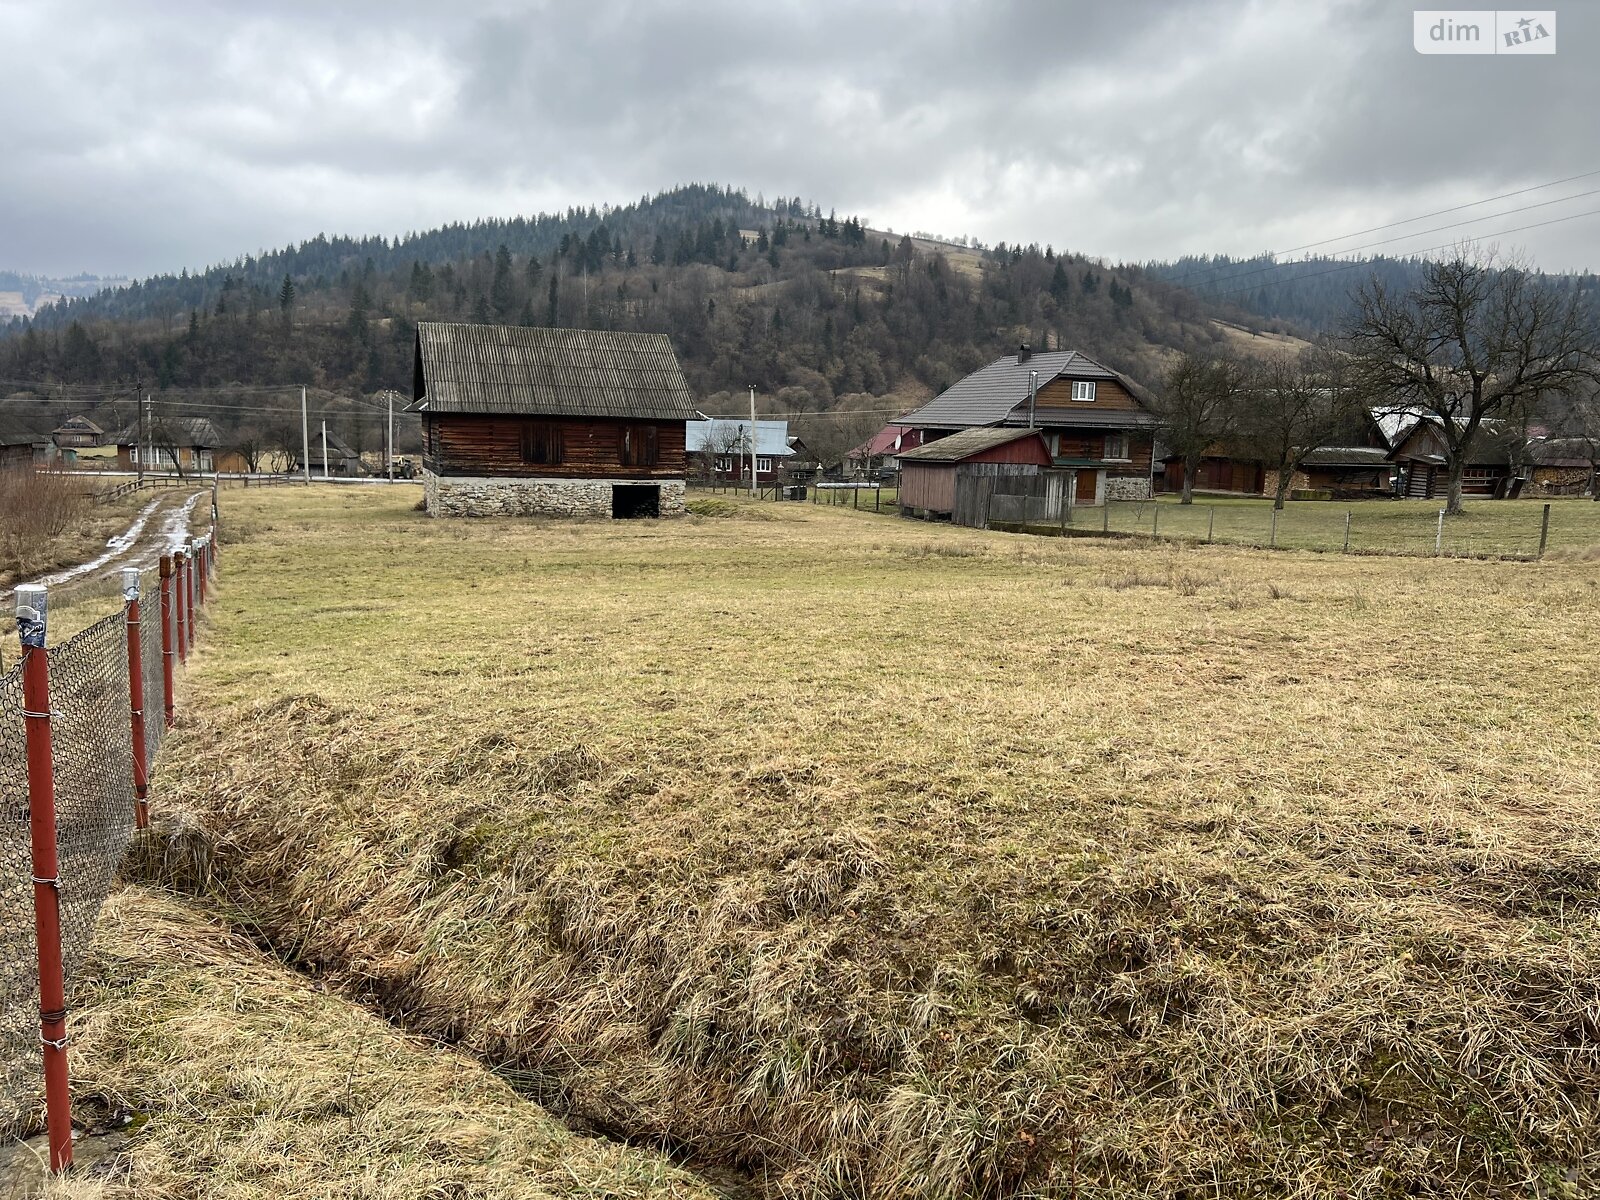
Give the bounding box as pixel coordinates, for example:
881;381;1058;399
425;414;686;478
901;462;956;512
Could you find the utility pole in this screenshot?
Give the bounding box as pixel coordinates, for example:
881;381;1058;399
321;420;330;481
137;392;147;488
386;391;394;482
301;386;311;484
748;384;758;497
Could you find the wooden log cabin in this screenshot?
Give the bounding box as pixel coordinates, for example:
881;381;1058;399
410;322;696;518
891;345;1158;503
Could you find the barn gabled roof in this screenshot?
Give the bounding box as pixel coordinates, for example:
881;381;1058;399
410;322;696;421
897;349;1153;430
896;427;1046;462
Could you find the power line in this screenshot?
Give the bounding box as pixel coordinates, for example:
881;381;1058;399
1158;188;1600;302
1156;167;1600;289
1201;205;1600;303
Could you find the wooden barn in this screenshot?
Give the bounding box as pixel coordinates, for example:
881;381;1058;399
897;427;1056;526
410;322;695;518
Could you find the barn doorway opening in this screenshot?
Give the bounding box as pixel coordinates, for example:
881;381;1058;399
612;484;661;519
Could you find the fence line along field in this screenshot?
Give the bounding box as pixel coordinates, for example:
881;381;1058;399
0;887;720;1200
146;486;1600;1199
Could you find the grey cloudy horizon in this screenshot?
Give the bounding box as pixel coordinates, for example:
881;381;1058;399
1;0;1596;281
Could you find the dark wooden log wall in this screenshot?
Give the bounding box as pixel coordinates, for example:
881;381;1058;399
424;414;687;478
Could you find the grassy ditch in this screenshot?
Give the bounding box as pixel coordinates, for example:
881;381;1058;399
150;485;1600;1198
15;887;718;1199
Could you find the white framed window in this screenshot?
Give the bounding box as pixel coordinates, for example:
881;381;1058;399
1071;380;1096;402
716;456;733;472
1104;433;1128;461
757;457;774;474
129;445;139;464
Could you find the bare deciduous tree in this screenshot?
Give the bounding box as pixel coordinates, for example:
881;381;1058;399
1345;245;1599;514
1233;345;1368;510
1151;351;1249;504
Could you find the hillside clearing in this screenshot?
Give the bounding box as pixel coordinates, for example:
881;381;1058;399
149;486;1600;1198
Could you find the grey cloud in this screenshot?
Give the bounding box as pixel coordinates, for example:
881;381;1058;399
0;0;1595;278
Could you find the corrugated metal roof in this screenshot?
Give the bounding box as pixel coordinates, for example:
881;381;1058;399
1301;446;1392;467
897;350;1147;429
685;419;794;456
897;427;1043;462
109;417;222;448
412;323;695;421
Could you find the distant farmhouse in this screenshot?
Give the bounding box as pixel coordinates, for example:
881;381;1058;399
0;414;55;471
51;414;105;449
889;346;1158;504
292;428;368;479
686;418;813;486
111;417;221;475
410;322;696;518
844;425;927;477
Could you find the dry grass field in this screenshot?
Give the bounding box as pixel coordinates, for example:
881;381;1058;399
143;485;1600;1198
10;888;716;1200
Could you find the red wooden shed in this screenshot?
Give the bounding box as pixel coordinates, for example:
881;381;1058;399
896;428;1054;524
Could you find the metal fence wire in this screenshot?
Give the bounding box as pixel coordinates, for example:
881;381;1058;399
140;570;167;770
0;659;34;1133
0;613;138;1138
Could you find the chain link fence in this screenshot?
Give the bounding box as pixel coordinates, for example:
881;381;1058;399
0;534;215;1150
0;659;33;1133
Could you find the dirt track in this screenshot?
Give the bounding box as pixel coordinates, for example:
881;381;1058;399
2;488;210;611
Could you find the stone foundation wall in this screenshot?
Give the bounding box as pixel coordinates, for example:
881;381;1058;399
1104;474;1152;501
424;472;687;518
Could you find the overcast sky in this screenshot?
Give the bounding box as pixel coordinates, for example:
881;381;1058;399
1;0;1595;280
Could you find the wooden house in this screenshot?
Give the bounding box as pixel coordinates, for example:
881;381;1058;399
410;322;694;518
1373;407;1516;499
0;416;54;471
292;429;368;478
112;417;220;474
1526;436;1598;497
893;346;1157;504
845;424;927;478
897;427;1055;526
51;414;105;449
686;418;796;485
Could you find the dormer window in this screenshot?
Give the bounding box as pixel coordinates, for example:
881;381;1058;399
1071;381;1096;402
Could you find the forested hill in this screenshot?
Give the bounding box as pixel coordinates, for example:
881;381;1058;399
2;183;1308;459
1145;254;1600;331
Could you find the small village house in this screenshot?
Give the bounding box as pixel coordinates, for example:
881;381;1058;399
844;425;927;478
410;322;695;518
112;417;221;475
892;346;1158;504
686;418;796;486
0;415;55;471
896;427;1055;526
292;428;368;478
51;414;105;449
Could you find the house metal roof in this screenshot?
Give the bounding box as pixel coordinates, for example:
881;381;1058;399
898;350;1155;430
1301;446;1392;467
110;417;222;448
411;322;696;421
685;418;793;456
896;427;1044;462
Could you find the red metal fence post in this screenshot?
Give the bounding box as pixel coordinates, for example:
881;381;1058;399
14;585;73;1175
159;555;176;727
123;568;150;830
174;552;188;666
196;539;206;609
186;540;198;649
